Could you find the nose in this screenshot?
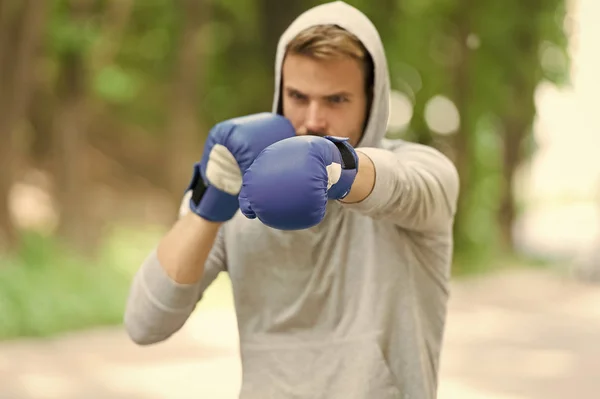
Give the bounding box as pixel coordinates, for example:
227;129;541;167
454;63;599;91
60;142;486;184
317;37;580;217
302;101;327;135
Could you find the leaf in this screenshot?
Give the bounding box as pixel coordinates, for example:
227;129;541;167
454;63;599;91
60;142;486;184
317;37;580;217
93;65;141;104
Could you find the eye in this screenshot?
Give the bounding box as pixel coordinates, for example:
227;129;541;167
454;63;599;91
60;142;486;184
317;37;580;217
327;95;349;104
287;90;307;102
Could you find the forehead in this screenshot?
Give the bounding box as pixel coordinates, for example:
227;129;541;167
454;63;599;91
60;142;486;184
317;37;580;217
282;54;364;94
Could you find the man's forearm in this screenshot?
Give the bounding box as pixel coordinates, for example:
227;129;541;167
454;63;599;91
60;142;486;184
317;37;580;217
157;212;222;284
340;151;375;204
124;211;223;345
339;144;459;232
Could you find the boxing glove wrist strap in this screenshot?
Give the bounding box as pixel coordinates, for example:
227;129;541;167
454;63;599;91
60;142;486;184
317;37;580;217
186;163;207;208
186;163;238;222
330;139;358;170
324;136;359;200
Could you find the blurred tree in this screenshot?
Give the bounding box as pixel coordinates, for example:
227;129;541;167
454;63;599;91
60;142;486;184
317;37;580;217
162;0;211;212
457;0;570;256
495;0;570;252
51;0;97;254
388;0;568;261
0;0;49;251
448;0;476;255
86;0;179;191
495;1;545;252
90;0;135;71
0;0;570;267
258;0;306;68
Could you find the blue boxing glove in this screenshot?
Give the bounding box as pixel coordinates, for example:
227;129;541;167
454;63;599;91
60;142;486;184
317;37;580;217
239;135;359;230
184;113;296;222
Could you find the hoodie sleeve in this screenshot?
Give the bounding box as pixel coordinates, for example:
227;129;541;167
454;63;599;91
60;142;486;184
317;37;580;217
124;195;227;345
341;141;460;233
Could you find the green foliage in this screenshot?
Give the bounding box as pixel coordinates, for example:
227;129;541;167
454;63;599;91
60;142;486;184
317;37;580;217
452;245;563;277
41;0;569;253
119;0;180;77
93;65;142;103
48;0;100;56
0;0;575;340
391;0;570;258
0;227;163;341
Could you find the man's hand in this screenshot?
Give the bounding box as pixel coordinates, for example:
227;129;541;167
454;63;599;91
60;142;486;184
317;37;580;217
239;135;359;230
186;113;296;223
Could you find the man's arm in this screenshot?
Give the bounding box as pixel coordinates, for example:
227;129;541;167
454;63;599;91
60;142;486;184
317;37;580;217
124;113;297;345
340;142;460;232
124;199;226;345
157;212;222;284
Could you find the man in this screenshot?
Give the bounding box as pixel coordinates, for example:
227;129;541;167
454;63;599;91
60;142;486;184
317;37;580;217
124;2;459;398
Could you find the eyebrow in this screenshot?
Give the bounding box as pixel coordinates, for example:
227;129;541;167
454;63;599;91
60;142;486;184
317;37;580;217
285;86;353;99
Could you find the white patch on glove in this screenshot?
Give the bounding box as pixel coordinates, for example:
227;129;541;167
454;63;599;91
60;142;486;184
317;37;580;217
326;162;342;191
206;144;243;195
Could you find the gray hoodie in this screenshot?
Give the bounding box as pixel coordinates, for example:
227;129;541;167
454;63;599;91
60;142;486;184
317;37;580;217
124;2;460;398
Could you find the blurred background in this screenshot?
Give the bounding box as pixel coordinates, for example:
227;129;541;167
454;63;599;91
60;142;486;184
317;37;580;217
1;0;599;398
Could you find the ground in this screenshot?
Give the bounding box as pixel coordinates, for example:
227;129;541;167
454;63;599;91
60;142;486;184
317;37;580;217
1;267;599;399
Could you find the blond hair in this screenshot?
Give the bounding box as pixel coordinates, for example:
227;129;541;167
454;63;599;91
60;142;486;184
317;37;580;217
285;24;374;92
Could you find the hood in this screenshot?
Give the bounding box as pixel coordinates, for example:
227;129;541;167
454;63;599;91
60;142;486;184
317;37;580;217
271;1;391;148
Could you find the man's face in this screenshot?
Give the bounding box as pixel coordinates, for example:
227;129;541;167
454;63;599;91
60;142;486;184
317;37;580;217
281;53;368;147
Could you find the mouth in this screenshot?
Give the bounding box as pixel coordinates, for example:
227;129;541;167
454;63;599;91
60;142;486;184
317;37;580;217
305;130;327;137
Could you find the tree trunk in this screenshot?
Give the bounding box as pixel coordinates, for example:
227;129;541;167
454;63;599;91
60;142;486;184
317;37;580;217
0;0;16;251
28;78;56;171
497;0;541;253
0;0;48;251
499;116;531;252
450;0;474;253
53;0;95;254
163;0;210;213
259;0;305;66
31;0;135;179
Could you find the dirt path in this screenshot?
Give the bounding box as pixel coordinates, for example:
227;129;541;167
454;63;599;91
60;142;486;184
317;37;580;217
1;268;598;399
